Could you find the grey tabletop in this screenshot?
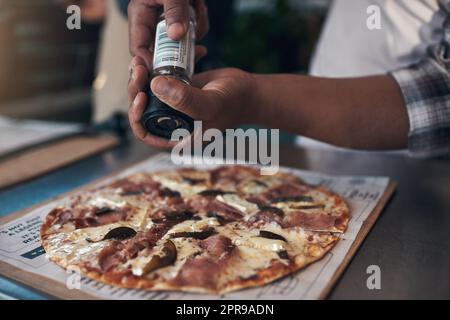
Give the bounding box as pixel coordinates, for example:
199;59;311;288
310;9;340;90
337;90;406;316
0;138;449;300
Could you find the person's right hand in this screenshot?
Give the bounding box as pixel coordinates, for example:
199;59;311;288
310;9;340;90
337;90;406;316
128;0;209;68
128;63;258;148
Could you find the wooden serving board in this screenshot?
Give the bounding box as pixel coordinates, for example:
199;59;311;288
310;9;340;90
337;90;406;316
0;158;397;300
0;134;120;190
320;181;396;299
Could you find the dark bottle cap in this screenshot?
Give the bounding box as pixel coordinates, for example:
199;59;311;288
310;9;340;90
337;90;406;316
141;90;194;139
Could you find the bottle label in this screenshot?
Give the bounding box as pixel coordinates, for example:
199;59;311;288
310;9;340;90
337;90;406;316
153;20;189;70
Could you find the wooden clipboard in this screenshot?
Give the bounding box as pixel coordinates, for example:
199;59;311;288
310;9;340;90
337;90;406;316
0;161;397;300
0;134;120;190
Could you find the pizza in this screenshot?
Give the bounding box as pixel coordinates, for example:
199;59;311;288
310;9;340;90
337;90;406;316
40;165;349;294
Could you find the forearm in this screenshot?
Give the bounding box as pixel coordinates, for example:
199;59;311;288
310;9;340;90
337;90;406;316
252;74;409;150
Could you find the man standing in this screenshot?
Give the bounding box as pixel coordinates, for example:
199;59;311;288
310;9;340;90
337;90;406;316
127;0;450;157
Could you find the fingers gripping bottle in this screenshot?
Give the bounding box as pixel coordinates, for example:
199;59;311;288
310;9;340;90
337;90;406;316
140;6;196;139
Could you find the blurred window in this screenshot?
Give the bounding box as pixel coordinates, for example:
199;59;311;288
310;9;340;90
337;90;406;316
0;0;101;121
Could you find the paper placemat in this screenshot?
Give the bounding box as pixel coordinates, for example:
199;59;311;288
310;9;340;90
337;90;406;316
0;117;82;157
0;153;396;300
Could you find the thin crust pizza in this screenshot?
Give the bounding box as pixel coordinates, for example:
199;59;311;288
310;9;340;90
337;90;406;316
40;166;349;294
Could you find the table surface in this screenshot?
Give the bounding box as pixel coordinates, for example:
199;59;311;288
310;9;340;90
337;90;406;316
1;138;449;300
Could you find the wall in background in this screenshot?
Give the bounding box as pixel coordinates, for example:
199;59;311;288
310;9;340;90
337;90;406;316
0;0;331;125
221;0;330;74
0;0;101;121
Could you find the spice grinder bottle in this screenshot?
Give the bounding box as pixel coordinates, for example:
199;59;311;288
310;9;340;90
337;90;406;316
140;6;196;139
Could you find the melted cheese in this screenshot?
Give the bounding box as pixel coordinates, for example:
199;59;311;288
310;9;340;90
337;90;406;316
225;222;312;260
49;222;76;234
127;206;151;229
234;236;287;253
256;222;309;255
239;180;268;194
88;196;127;209
216;194;258;214
238;176;280;194
69;223;124;242
45;232;108;268
219;246;279;282
152;174;206;196
166;218;220;234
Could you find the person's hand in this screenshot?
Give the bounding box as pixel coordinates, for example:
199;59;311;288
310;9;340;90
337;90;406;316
128;0;209;68
128;65;258;148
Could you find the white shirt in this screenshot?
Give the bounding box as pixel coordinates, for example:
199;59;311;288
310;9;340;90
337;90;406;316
298;0;445;152
310;0;444;77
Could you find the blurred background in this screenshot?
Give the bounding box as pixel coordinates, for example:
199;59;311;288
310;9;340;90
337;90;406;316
0;0;331;128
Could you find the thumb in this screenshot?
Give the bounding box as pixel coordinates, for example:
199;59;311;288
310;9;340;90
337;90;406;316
151;76;214;119
164;0;190;39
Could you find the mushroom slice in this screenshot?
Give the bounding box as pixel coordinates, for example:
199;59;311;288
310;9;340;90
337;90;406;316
140;240;177;275
258;230;287;242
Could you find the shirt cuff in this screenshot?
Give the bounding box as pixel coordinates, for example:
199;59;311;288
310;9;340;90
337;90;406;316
390;58;450;158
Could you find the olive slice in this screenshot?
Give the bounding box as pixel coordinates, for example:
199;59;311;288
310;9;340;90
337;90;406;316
159;188;181;198
170;228;215;240
102;226;137;241
257;206;284;216
182;176;205;185
142;240;177;274
198;189;231;197
206;211;226;224
259;230;287;242
277;250;289;260
94;207;115;215
291;204;325;210
121;190;143;196
270;195;313;203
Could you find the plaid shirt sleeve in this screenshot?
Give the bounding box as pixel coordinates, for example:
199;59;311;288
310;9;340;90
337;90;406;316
390;0;450;158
